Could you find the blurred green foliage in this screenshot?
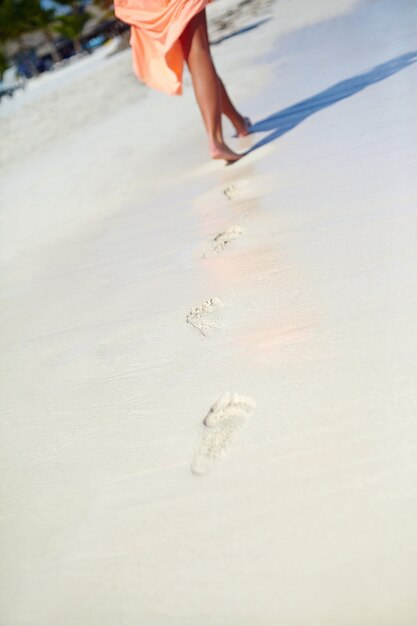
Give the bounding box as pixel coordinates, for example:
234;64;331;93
0;0;96;78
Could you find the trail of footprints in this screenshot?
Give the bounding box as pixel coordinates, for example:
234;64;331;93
188;181;256;474
203;180;251;257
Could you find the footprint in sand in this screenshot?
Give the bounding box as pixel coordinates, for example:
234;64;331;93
191;392;256;475
223;175;272;202
223;180;250;201
186;297;224;336
203;224;244;257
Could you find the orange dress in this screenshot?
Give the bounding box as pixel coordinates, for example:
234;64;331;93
114;0;210;95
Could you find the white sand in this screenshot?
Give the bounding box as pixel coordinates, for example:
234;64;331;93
1;0;417;624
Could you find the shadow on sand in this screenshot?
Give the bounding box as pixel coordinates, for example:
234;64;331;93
211;18;270;46
247;51;417;153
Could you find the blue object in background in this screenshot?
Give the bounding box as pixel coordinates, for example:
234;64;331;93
85;35;106;50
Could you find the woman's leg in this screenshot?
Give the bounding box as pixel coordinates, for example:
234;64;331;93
217;77;250;136
180;10;242;161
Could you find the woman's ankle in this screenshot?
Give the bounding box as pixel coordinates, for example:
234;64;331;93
232;115;251;136
209;139;242;162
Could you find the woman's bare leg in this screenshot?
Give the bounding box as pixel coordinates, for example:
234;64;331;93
217;77;251;136
180;10;242;162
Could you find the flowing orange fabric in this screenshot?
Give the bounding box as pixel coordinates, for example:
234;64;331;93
114;0;210;95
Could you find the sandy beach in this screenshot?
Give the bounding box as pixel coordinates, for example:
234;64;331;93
1;0;417;624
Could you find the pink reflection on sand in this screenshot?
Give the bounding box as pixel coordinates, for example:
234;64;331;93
203;243;283;290
239;320;311;355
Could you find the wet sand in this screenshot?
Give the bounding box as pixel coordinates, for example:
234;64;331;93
1;0;417;624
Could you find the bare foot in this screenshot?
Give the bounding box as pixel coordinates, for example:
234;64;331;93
210;140;242;163
234;116;251;137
